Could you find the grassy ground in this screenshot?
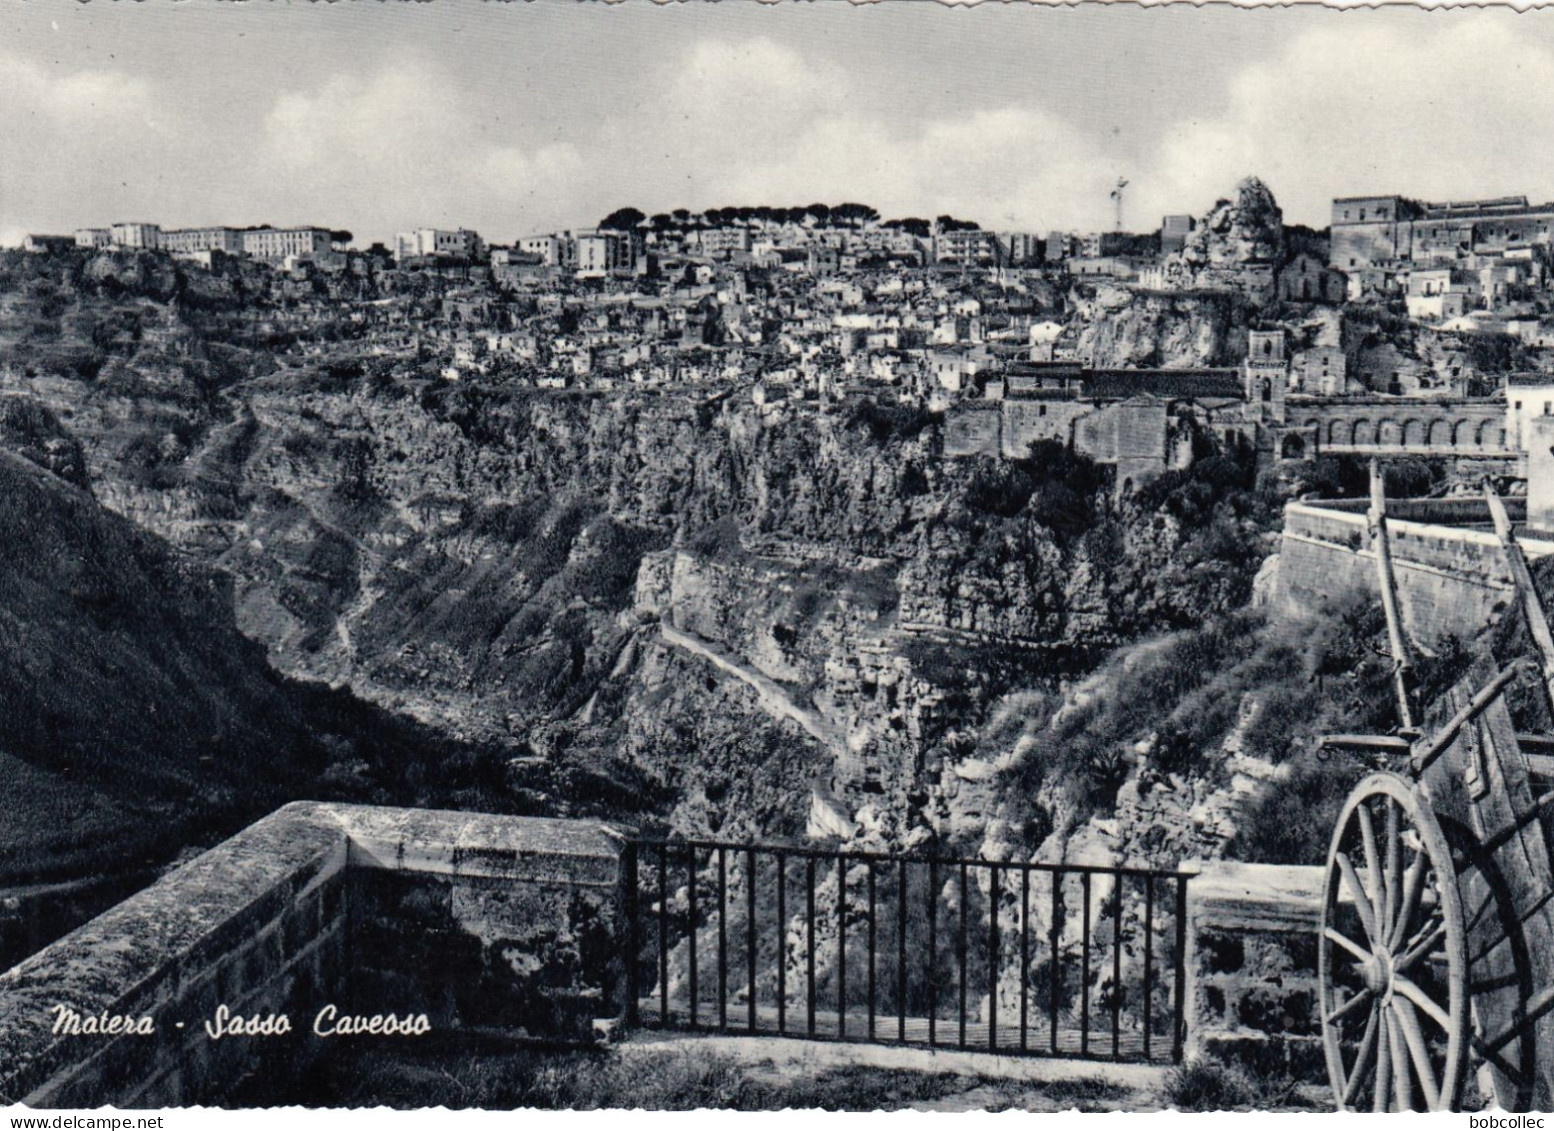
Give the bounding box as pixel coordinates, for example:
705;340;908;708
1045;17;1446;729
245;1036;1326;1112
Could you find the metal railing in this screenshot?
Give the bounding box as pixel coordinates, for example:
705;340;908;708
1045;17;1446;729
623;838;1192;1063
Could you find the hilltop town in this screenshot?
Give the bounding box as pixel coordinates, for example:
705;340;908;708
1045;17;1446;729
18;177;1554;497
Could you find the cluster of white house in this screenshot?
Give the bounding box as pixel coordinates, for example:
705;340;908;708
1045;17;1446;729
1330;193;1554;330
46;215;1196;284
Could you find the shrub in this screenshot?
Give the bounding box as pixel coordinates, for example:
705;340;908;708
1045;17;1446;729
1163;1059;1259;1111
685;516;744;562
846;398;938;444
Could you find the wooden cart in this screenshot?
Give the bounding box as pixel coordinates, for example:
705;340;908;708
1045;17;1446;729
1317;471;1554;1111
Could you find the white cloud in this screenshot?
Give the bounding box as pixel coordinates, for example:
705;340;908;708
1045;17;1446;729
0;50;170;238
257;58;585;237
19;20;1554;248
1138;21;1554;228
594;36;1120;231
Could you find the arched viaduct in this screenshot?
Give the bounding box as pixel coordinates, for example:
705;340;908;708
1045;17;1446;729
1277;396;1513;461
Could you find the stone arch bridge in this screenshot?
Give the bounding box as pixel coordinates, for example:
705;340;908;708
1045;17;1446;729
1277;396;1514;462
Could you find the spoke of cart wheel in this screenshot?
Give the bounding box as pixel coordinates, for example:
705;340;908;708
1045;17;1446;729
1393;974;1451;1031
1392;997;1440;1110
1395;921;1447;975
1384;798;1402;942
1326;926;1371;963
1390;851;1428;951
1374;1009;1394;1112
1343;1006;1382;1109
1396;912;1443;965
1390;1005;1414;1111
1327;987;1374;1026
1357;803;1383;914
1337;851;1380;943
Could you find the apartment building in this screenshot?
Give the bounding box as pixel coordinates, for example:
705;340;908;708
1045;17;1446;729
394;228;484;262
109;223;161;250
242;227;333;262
162;227;244;255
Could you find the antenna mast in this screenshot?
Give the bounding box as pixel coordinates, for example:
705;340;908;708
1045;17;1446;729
1110;177;1129;232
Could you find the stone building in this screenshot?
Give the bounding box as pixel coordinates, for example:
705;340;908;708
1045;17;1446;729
1160;214;1195;254
1243;329;1288;424
1277;253;1346;304
162;227;244;255
241;227;332;262
1292;346;1347;396
1507;377;1554;451
21;235;72;253
1331;193;1554;272
394;228;484;263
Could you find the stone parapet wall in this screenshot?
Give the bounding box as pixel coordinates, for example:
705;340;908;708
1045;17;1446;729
0;802;350;1107
0;803;628;1109
1278;501;1554;644
1186;862;1324;1078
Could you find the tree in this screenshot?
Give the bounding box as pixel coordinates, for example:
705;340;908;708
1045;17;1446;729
599;207;646;231
936;215;980;233
886;217;932;238
804;203;832;226
1466;331;1529;374
651;213;675;231
330;230;354;246
834;202;880;228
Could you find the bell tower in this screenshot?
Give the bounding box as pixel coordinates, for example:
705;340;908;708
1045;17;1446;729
1245;329;1288;424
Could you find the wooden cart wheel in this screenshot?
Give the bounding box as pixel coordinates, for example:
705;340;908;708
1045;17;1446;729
1319;772;1470;1111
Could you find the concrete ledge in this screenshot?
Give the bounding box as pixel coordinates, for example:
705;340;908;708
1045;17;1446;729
326;804;624;887
1190;862;1323;935
0;802;348;1105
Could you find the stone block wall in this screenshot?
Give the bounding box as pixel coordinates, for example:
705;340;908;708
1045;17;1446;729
1001;399;1089;458
0;803;628;1109
1186;862;1325;1078
342;808;625;1042
942;404;1001;457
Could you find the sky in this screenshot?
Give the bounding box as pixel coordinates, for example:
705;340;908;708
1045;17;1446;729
5;2;1554;248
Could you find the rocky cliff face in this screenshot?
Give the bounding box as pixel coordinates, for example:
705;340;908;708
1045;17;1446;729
1072;286;1251;369
2;343;1279;860
0;441;523;970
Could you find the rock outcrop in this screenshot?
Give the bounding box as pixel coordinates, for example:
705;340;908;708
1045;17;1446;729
1154;176;1285;302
